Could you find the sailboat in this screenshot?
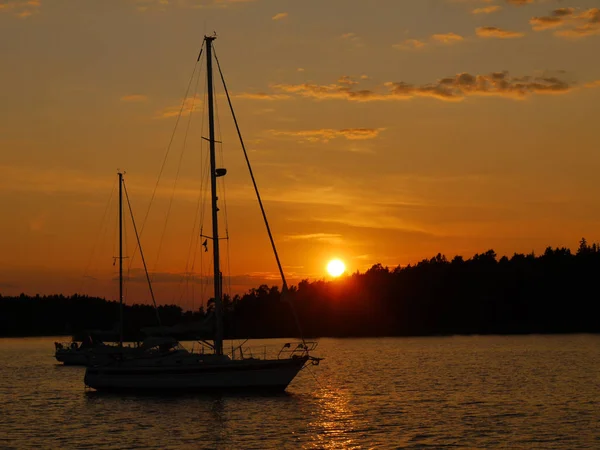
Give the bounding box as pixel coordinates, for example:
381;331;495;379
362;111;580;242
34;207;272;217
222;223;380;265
84;35;321;391
55;173;139;366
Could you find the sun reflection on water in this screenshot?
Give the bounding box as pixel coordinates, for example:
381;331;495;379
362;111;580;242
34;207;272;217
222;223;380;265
305;388;365;449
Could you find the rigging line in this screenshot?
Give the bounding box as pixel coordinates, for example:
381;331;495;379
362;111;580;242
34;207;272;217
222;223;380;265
213;74;230;295
195;224;210;310
199;62;209;224
199;75;210;246
179;205;200;304
123;178;162;326
180;62;205;281
153;55;204;277
181;173;205;304
213;48;307;345
182;50;209;308
176;49;207;305
124;193;133;303
123;186;134;309
122;191;129;305
111;201;120;303
78;177;117;293
214;77;233;298
194;221;205;309
196;74;211;311
182;218;203;308
112;195;119;272
128;44;205;272
307;366;326;391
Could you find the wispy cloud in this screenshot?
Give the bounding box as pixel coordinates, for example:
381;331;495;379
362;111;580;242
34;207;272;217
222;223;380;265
134;0;255;12
472;5;502;14
0;164;203;202
505;0;534;5
284;233;343;244
234;92;291;100
339;32;365;48
272;71;574;103
530;7;576;30
157;97;203;118
124;268;284;287
134;0;169;12
337;75;359;86
272;12;287;20
431;32;465;44
269;128;385;143
393;39;428;51
531;8;600;39
120;94;148;102
476;26;525;38
0;165;113;195
384;72;570;100
448;0;535;8
394;31;464;51
0;0;41;18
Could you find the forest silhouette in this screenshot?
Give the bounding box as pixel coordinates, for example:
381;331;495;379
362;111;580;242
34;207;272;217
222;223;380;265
1;239;599;339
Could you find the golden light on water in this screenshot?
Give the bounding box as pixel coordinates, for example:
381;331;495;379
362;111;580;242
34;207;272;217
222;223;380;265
326;259;346;277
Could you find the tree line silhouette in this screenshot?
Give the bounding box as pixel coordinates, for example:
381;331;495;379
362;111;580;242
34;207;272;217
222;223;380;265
1;239;599;339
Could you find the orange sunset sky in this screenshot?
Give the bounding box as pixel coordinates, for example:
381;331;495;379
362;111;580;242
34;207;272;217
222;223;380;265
1;0;599;310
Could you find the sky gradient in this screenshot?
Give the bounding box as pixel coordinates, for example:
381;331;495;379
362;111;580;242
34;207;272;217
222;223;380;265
1;0;599;309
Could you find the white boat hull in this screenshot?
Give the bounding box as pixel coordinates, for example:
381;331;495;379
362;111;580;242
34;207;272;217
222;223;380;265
84;356;309;391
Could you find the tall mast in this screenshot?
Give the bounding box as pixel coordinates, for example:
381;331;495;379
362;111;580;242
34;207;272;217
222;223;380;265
205;35;224;356
118;171;124;348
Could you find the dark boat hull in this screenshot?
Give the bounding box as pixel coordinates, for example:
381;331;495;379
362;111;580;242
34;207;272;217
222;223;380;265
84;356;309;391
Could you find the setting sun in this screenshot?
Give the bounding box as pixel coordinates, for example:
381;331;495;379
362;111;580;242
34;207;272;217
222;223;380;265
326;259;346;277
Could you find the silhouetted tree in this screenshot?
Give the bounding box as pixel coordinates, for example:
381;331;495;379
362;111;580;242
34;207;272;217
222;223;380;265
2;239;599;338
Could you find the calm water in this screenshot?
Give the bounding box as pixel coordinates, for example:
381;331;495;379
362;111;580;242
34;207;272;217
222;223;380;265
0;335;599;449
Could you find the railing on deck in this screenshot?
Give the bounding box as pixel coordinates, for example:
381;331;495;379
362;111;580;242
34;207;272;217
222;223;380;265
189;340;320;361
277;341;319;360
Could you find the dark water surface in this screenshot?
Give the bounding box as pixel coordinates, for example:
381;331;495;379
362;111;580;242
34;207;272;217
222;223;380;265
1;335;598;449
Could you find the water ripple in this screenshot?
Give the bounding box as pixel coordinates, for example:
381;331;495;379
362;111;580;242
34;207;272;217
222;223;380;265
0;335;599;449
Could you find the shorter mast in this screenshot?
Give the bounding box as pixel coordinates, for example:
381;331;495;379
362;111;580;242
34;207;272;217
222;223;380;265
118;172;124;348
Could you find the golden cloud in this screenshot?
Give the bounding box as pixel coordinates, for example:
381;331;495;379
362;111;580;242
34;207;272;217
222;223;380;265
393;39;427;50
0;0;41;18
449;0;533;7
431;32;465;43
269;128;385;143
234;92;291;100
338;75;359;86
505;0;533;5
272;71;574;102
272;12;288;20
134;0;255;12
530;8;575;30
157;97;203;118
476;26;525;38
284;233;343;244
472;5;502;14
531;8;600;38
394;32;464;51
340;32;365;48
